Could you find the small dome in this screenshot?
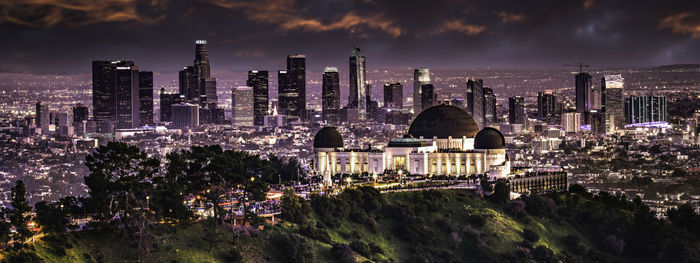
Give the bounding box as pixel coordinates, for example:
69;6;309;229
313;127;343;148
408;105;480;139
474;127;505;149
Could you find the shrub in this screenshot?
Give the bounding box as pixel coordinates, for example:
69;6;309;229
299;224;331;243
468;214;486;228
522;228;540;243
349;240;371;257
275;233;315;263
331;243;356;262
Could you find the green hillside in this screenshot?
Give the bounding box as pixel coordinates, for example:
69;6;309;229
5;187;699;262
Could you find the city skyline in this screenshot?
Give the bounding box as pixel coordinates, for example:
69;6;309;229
1;0;700;74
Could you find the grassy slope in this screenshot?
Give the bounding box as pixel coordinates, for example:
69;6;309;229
19;189;600;262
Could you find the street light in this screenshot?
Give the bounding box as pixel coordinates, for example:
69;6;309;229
372;173;377;185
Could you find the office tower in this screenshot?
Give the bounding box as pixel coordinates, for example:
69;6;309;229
383;83;403;109
73;104;89;123
420;84;437;111
202;78;218;106
591;111;605;134
171;103;199;129
413;68;430;114
159;88;184;123
575;72;593;114
509;96;525;125
194;40;210;79
604;75;624;132
247;70;269;126
92;60;139;132
138;71;153;126
562;112;582;133
537;91;557;121
625;96;667;124
483;87;497;126
178;66;199;103
349;47;367;120
322;67;341;123
36;101;50;134
466;78;484;128
278;54;306;118
232;86;254;126
50;112;68;128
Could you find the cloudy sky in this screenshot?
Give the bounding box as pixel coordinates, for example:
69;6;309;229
1;0;699;74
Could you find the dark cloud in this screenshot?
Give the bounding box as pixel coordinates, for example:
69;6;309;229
0;0;699;74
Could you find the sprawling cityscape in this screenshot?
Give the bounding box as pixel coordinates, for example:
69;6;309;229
1;0;700;262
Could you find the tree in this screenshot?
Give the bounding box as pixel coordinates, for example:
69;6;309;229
489;179;509;204
667;203;700;235
280;188;311;224
0;210;11;248
34;201;69;233
8;180;32;244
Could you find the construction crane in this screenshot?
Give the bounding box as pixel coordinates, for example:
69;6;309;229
564;63;590;74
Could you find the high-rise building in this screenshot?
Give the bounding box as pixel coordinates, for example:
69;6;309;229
537;91;557;121
383;83;403;109
179;66;199;103
467;79;484;128
413;68;430;114
322;67;340;123
139;71;154;126
36;101;50;134
179;40;219;124
604;75;624;132
278;54;306;118
483;88;497;126
171;103;199;129
92;60;139;132
562;112;582;133
159;88;184;123
73;103;89;123
247;70;269;126
509;96;525;125
625;96;667;124
575;72;593;115
420;84;437;111
349;47;367;120
232;86;254;126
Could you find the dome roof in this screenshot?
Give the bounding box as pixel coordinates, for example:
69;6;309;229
474;127;505;149
313;127;344;148
408;105;480;139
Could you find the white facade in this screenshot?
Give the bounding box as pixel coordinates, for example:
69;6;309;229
232;86;254;126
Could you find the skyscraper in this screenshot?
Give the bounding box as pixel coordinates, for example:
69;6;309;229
537;91;557;121
466;78;484;128
139;71;154;126
349;47;367;120
575;72;593;116
625;96;667;124
483;87;497;126
420;84;437;111
92;60;140;132
36;101;50;134
179;66;199;103
171;103;199;129
604;75;624;132
322;67;341;123
73;103;89;123
232;86;254;126
278;54;306;118
383;83;403;109
413;68;430;114
179;40;219;124
247;70;269;126
509;96;525;125
159;88;184;123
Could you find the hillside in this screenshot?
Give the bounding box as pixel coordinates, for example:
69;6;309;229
5;187;699;263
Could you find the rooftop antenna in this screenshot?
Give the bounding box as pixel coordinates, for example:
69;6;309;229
563;63;590;74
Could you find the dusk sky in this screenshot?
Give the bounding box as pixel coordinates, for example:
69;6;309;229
1;0;700;74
